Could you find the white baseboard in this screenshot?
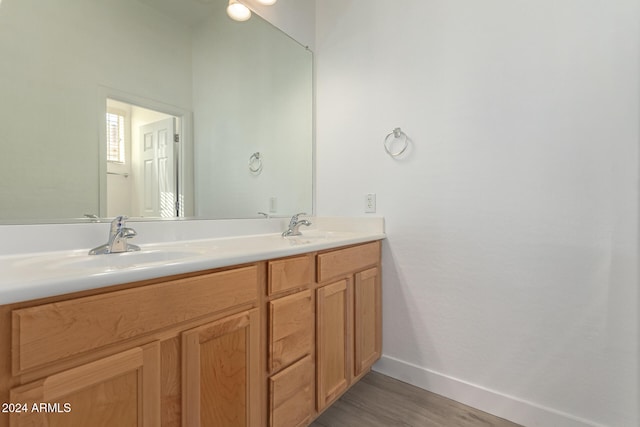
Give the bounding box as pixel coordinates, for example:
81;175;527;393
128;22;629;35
373;355;607;427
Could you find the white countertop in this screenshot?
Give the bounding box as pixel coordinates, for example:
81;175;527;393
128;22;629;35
0;217;385;305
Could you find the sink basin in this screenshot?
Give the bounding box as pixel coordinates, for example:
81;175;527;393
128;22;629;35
47;249;207;270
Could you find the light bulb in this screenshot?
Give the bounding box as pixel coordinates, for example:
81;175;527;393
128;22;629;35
256;0;277;5
227;0;251;21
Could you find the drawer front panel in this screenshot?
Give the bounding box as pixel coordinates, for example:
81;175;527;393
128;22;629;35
268;290;313;373
317;241;380;283
268;255;313;296
269;354;314;427
13;266;259;373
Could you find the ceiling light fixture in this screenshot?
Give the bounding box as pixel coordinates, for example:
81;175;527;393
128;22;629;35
227;0;252;22
256;0;277;5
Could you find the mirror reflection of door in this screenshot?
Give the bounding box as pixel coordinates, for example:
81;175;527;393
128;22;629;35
105;98;181;218
140;118;177;217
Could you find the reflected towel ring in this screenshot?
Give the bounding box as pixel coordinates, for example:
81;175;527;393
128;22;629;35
384;128;409;158
249;152;263;174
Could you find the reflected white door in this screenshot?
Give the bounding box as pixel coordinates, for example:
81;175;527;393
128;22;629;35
140;118;177;217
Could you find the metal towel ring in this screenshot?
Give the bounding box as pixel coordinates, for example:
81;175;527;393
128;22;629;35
384;128;409;158
249;152;263;174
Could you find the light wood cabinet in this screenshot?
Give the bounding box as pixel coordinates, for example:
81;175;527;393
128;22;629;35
316;279;349;411
266;256;316;426
316;242;380;283
268;290;314;374
9;341;161;427
268;254;313;297
182;309;261;427
269;355;314;427
11;266;258;373
315;241;382;414
1;264;260;427
0;240;382;427
354;267;382;377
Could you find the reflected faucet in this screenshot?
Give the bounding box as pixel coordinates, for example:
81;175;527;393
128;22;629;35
282;213;311;237
89;216;141;255
83;213;100;222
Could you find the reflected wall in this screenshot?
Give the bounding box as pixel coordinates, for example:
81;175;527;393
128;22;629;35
193;9;312;218
0;0;312;222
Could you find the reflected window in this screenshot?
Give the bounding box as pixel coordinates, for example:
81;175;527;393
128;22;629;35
106;110;126;164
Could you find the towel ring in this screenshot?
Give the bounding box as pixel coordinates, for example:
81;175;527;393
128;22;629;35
249;152;263;174
384;128;409;158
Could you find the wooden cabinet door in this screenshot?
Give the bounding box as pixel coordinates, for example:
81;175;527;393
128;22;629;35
182;309;260;427
354;267;382;377
315;279;349;411
9;342;161;427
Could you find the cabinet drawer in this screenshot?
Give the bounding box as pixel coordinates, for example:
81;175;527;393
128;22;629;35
317;241;380;283
269;354;314;427
13;266;259;373
268;254;313;296
268;290;313;373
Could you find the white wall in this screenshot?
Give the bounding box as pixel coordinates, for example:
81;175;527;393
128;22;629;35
315;1;639;426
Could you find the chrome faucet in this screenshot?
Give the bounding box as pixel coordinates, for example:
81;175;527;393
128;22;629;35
282;213;311;237
89;216;141;255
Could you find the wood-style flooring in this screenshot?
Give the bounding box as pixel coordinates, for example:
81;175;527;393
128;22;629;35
310;372;522;427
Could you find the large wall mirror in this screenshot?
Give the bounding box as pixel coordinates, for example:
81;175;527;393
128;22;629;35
0;0;313;223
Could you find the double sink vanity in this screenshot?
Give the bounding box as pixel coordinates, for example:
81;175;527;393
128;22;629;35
0;216;385;427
